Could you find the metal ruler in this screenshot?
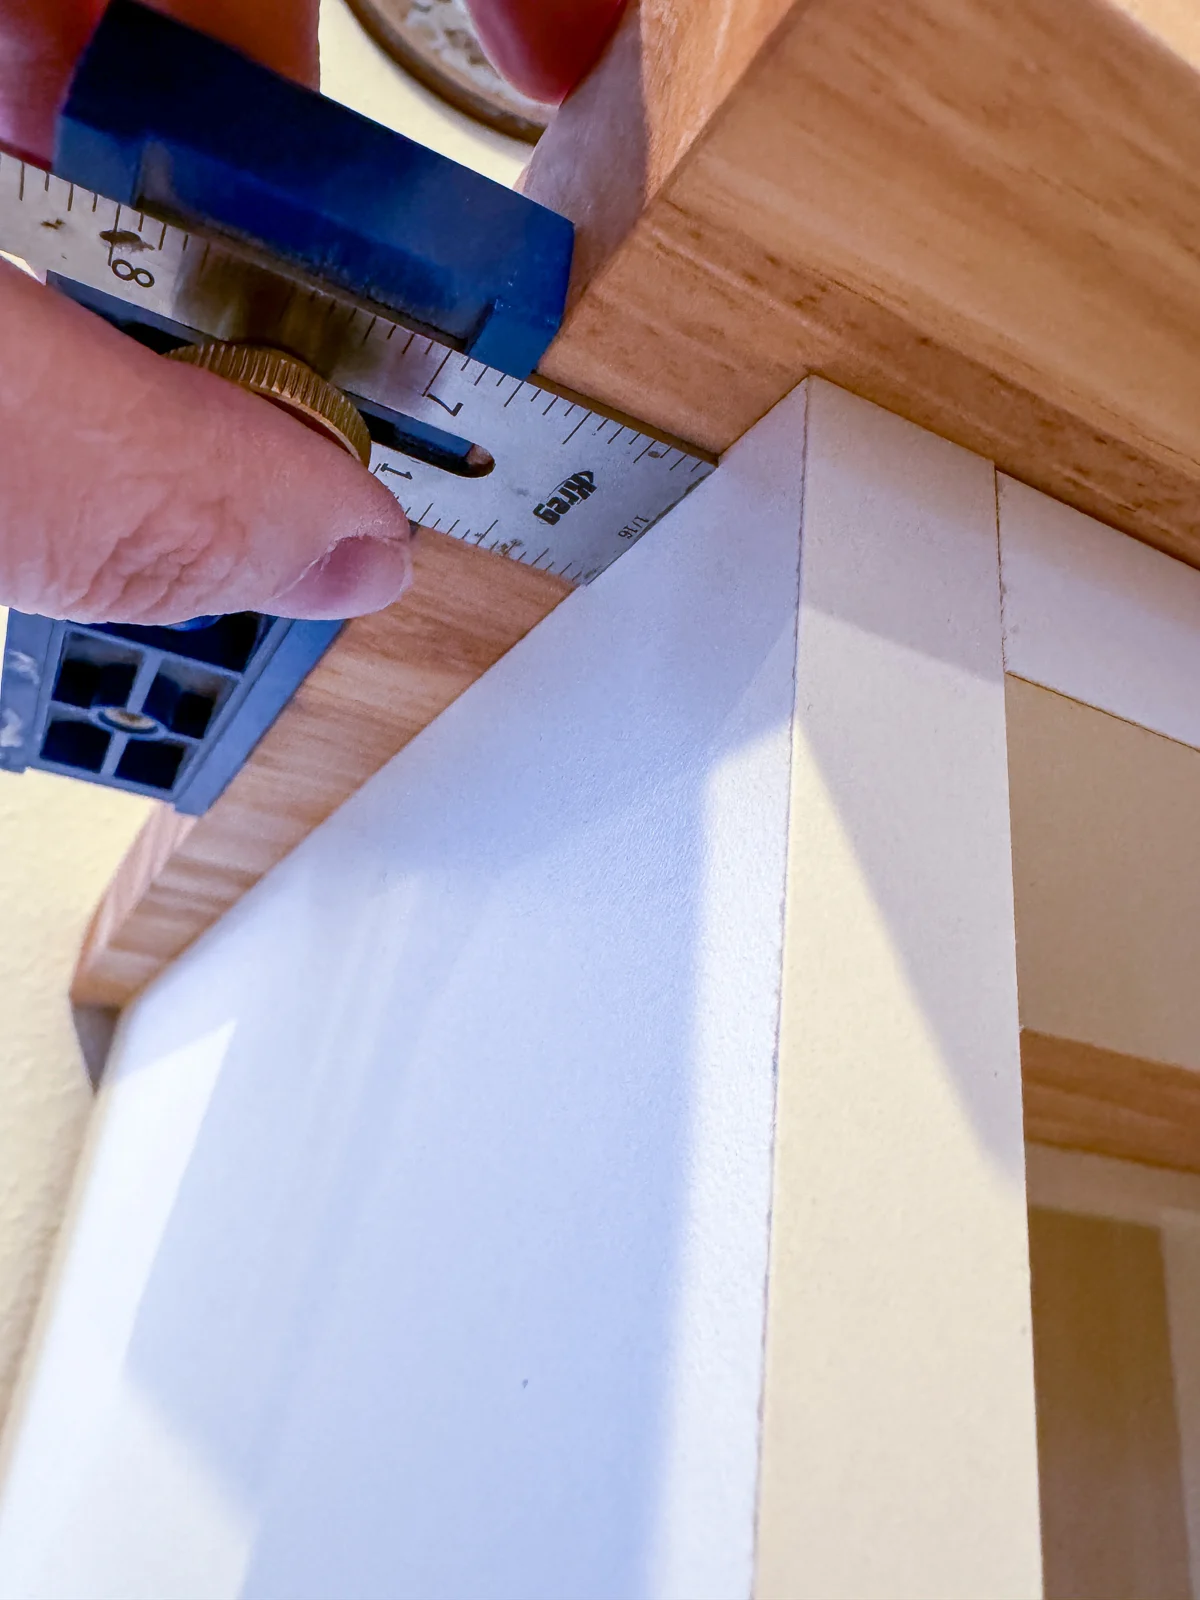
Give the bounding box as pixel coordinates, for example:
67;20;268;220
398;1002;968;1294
0;156;716;587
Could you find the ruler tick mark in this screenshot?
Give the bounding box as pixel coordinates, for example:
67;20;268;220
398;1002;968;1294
423;349;452;395
18;164;24;202
66;185;74;212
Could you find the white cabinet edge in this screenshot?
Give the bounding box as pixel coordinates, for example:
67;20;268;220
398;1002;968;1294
999;476;1200;749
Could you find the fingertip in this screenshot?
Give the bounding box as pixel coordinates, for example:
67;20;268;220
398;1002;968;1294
464;0;627;103
267;526;413;619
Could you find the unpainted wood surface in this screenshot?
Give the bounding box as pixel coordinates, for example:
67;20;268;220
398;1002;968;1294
71;533;571;1007
1029;1207;1192;1600
1024;1031;1200;1177
526;0;1200;565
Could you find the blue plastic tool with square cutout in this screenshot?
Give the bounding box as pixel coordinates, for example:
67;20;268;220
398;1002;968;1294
0;613;342;814
56;0;573;378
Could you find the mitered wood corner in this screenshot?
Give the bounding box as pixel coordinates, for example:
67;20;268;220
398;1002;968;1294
71;532;570;1008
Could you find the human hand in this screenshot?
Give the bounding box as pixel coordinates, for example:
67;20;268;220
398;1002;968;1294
464;0;627;105
0;0;410;624
0;0;624;626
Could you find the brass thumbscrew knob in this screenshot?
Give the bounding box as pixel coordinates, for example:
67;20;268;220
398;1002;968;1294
167;341;372;466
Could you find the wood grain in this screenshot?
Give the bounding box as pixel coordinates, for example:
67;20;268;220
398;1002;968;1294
71;532;571;1007
526;0;1200;564
1029;1208;1192;1600
1024;1031;1200;1176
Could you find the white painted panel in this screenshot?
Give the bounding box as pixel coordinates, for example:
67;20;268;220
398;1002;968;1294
999;474;1200;746
0;390;808;1600
757;383;1043;1599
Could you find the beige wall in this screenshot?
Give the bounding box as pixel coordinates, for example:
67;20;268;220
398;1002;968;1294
1008;674;1200;1070
1009;676;1200;1595
1030;1206;1192;1600
0;5;527;1437
0;607;150;1422
1028;1148;1200;1599
318;0;526;184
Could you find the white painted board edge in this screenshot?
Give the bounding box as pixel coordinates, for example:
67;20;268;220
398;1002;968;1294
999;476;1200;748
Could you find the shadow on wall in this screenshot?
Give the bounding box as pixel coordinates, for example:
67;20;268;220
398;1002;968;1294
0;393;805;1600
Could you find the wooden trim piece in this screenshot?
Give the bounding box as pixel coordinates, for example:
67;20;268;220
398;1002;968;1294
71;532;571;1007
526;0;1200;566
1023;1031;1200;1177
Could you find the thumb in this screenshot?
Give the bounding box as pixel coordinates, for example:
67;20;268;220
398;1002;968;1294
0;259;411;624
